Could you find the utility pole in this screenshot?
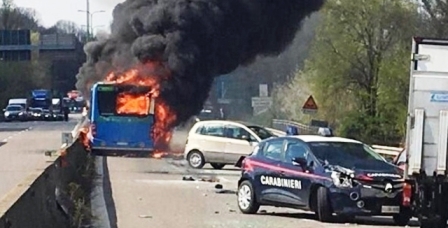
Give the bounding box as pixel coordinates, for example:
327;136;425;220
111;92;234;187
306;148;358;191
86;0;90;41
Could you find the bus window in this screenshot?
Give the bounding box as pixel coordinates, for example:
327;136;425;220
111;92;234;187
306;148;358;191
97;88;116;116
96;85;152;117
116;93;150;116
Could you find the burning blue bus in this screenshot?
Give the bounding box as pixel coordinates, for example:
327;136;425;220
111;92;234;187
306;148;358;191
88;82;156;155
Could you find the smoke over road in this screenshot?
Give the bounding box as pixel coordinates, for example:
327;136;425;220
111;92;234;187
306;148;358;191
76;0;325;126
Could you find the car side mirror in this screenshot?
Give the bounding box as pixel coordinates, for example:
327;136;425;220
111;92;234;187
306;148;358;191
292;157;307;168
292;157;307;167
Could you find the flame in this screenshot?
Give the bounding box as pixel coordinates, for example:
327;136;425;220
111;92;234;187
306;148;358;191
79;126;91;151
116;93;150;116
105;62;177;156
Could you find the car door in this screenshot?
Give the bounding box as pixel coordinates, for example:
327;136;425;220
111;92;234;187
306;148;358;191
194;123;227;162
254;138;286;204
278;139;314;206
223;124;260;164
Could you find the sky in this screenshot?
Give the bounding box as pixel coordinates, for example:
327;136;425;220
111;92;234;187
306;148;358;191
14;0;125;33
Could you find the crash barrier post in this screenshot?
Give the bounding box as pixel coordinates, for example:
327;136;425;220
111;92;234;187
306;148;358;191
0;117;91;228
272;119;403;158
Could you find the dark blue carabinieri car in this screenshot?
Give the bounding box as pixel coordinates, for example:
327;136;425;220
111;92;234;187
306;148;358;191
235;133;413;225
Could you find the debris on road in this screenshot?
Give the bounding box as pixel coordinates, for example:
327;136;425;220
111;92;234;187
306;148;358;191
181;175;220;182
182;176;195;181
139;215;152;219
215;184;223;189
199;176;220;182
214;184;236;194
216;189;236;194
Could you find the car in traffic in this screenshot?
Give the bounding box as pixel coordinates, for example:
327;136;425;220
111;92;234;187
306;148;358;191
28;107;44;120
184;120;276;169
2;105;27;122
235;131;412;225
41;109;61;121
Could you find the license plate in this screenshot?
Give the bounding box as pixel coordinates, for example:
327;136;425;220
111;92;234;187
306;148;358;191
117;142;128;146
381;206;400;214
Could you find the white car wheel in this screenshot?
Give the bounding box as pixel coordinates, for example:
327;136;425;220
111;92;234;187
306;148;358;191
238;185;252;210
187;151;205;169
237;180;259;214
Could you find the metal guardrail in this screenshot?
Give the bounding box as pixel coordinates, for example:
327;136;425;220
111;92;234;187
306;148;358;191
272;119;402;157
371;145;402;156
272;119;320;135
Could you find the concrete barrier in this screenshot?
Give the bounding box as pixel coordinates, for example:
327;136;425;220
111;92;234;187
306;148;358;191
0;121;91;228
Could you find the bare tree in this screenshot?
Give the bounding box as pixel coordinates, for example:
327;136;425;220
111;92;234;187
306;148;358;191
0;0;39;30
54;20;79;34
420;0;448;37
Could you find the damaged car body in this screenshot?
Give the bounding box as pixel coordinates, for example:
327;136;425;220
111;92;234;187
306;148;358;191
235;135;412;225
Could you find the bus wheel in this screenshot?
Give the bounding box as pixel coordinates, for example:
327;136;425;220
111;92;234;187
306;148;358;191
187;150;205;169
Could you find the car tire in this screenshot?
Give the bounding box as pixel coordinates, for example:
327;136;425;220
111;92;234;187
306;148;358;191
316;186;333;222
210;163;225;170
237;180;260;214
187;150;205;169
393;207;412;226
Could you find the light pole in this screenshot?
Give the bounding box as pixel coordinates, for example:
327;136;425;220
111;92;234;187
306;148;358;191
78;9;105;40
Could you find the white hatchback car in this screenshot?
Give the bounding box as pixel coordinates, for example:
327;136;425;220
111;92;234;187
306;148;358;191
184;120;276;169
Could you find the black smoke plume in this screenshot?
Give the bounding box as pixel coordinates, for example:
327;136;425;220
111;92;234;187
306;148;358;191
76;0;325;126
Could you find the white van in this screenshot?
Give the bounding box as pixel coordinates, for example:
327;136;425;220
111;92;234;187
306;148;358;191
184;120;276;169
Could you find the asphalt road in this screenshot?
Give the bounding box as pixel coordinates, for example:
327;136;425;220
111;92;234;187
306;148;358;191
92;156;419;228
0;114;80;201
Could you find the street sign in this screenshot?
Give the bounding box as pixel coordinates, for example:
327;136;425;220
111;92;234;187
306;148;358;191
253;106;268;115
251;97;273;107
259;84;268;97
302;95;318;114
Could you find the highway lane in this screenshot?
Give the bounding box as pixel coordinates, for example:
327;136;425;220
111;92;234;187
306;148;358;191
0;114;81;201
93;157;419;228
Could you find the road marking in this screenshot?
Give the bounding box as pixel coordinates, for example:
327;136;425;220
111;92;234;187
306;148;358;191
0;126;32;142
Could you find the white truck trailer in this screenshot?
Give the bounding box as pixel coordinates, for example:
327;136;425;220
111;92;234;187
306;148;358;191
406;37;448;228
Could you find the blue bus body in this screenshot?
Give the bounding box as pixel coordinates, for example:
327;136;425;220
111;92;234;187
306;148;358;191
88;82;156;152
30;89;52;110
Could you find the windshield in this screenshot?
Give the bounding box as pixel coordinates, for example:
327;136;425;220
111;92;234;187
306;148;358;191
247;125;274;140
30;108;42;113
96;85;152;117
308;142;385;167
31;99;50;108
6;106;22;111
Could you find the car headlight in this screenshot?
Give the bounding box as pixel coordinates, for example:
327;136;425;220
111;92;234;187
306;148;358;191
18;112;24;116
4;111;9;116
331;171;354;188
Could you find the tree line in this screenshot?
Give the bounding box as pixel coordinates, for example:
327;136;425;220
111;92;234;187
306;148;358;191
0;0;87;108
268;0;445;146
